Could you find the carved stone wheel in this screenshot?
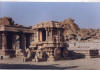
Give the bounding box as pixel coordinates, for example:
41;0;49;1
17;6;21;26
25;48;32;59
54;48;61;60
63;48;68;58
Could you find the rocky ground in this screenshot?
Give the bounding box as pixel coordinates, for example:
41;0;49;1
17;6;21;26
0;57;100;70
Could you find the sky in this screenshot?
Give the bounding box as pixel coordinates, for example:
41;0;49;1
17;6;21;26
0;2;100;28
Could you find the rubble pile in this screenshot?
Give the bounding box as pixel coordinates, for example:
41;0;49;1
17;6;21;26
0;17;14;25
60;18;80;41
59;18;100;41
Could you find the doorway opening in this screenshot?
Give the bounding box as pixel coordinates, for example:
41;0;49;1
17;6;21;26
7;32;13;49
42;29;46;41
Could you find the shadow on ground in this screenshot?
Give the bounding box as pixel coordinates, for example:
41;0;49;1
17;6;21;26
68;51;85;59
0;64;78;69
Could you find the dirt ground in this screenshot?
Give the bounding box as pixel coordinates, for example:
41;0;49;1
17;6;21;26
0;57;100;70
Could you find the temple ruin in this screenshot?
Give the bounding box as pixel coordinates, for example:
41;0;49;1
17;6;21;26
0;17;33;58
0;17;100;62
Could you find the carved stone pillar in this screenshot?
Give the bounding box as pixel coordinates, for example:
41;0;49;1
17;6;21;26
40;31;42;42
2;32;7;51
24;34;26;49
12;34;17;50
46;28;48;41
0;33;2;49
37;31;38;42
58;30;61;42
50;29;53;41
37;30;40;42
